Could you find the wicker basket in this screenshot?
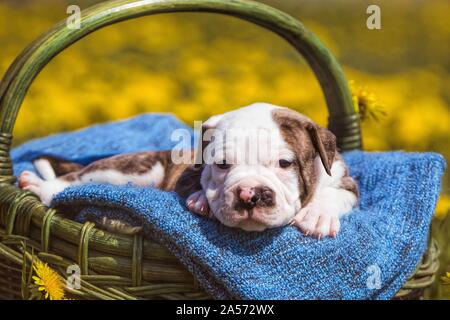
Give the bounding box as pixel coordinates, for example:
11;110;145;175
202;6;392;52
0;0;439;300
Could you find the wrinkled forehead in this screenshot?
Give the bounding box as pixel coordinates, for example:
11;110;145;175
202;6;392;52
205;104;294;164
213;103;280;132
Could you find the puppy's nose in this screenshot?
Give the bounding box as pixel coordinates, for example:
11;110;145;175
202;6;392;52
237;186;275;208
238;187;257;203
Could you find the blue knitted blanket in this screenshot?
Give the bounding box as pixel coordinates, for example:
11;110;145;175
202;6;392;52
11;114;446;300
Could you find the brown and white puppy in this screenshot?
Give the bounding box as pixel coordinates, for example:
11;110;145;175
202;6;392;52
18;103;358;238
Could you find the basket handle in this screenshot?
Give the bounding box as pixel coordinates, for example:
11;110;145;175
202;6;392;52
0;0;361;184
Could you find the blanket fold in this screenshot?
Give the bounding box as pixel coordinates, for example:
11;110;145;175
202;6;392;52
11;114;446;300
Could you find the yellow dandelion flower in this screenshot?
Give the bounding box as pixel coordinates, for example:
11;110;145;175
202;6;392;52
349;80;386;122
435;194;450;219
32;260;66;300
441;272;450;285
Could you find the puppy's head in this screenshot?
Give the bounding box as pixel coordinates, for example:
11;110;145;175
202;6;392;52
197;103;336;231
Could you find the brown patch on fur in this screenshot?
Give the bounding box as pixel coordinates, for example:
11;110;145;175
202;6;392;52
62;172;79;182
335;153;359;198
173;165;203;197
81;152;162;175
36;156;84;177
272;108;337;205
340;176;359;198
159;150;202;195
168;121;216;196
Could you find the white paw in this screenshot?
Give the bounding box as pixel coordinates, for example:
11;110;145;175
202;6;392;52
18;171;68;206
186;190;211;217
19;171;44;193
291;203;340;239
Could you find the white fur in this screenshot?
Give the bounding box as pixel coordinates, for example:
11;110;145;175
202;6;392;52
291;157;357;238
33;158;56;180
79;162;165;187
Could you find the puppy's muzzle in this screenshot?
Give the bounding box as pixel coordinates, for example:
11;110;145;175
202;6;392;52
235;185;275;212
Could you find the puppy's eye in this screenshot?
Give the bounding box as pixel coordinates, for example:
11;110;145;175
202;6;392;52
279;159;293;168
215;160;231;170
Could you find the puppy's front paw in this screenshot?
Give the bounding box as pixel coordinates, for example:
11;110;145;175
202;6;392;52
291;203;340;239
186;190;211;218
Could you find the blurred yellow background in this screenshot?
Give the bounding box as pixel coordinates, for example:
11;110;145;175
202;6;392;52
0;0;449;298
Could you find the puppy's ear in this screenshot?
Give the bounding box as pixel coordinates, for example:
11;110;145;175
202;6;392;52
194;114;223;167
304;122;336;176
272;108;337;203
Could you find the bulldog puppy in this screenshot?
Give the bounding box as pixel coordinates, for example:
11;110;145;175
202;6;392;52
18;103;358;238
